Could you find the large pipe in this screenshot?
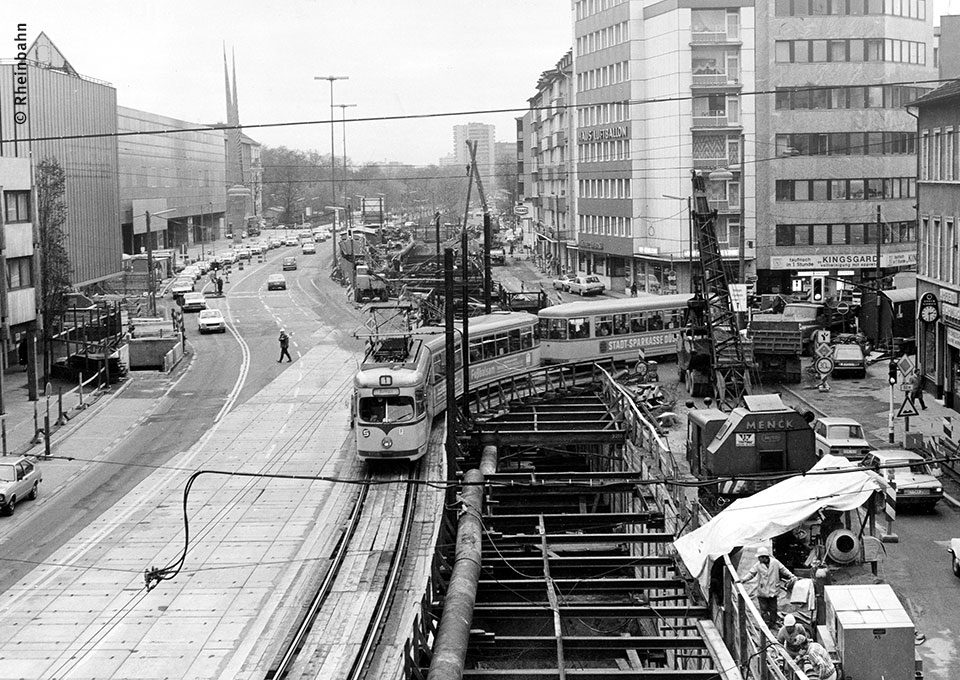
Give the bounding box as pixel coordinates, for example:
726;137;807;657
427;467;484;680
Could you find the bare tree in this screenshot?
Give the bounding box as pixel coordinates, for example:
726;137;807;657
36;157;72;379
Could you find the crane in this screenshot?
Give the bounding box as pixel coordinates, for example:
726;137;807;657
689;170;751;410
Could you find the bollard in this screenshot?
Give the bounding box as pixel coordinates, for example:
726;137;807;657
44;382;52;457
56;388;67;426
78;372;85;410
32;400;43;445
1;417;6;457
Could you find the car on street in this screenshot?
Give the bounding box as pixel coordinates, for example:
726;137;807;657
180;291;207;312
282;256;297;271
197;308;226;334
831;343;867;379
858;449;943;512
0;456;41;515
237;248;252;261
169;277;195;296
270;238;283;249
301;242;316;255
267;273;287;290
567;275;605;296
552;274;572;291
180;265;201;281
949;538;960;577
219;251;237;265
284;237;299;247
813;417;872;460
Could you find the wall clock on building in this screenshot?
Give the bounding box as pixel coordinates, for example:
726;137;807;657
920;299;939;323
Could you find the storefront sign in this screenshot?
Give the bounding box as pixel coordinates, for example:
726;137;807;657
942;303;960;328
577;125;629;143
948;327;960;349
941;288;959;306
770;251;916;270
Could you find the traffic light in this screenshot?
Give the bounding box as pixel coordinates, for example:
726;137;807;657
888;360;898;385
812;277;824;302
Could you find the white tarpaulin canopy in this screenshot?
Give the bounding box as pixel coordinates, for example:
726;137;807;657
674;455;886;593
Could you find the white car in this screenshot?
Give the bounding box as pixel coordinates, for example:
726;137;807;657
219;251;237;265
859;449;943;512
302;242;316;255
267;273;287;290
169;277;195;296
181;291;207;312
813;417;872;460
567;275;605;296
197;309;226;334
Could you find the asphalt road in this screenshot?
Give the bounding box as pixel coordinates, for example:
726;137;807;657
0;240;365;594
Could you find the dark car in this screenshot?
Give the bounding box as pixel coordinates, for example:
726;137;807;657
282;257;297;271
831;343;867;379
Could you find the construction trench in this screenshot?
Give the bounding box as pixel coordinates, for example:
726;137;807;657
403;367;744;680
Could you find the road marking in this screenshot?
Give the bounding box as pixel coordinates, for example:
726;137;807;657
217;299;250;423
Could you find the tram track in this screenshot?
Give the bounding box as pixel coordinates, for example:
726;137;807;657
267;455;423;679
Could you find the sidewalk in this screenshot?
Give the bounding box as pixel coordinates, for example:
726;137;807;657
494;255;630;300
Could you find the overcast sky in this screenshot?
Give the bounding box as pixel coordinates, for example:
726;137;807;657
11;0;571;167
11;1;960;168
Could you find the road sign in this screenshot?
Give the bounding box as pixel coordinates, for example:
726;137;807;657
514;205;529;216
897;356;915;376
836;301;850;315
896;397;920;418
728;284;748;312
814;330;831;346
815;343;834;359
815;357;835;375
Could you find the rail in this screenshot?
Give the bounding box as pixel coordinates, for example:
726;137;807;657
268;463;419;679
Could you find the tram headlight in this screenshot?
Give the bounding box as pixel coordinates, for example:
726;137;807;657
382;437;393;449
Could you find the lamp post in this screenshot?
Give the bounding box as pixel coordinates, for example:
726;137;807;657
663;194;694;293
315;76;349;210
337;103;357;207
143;208;176;316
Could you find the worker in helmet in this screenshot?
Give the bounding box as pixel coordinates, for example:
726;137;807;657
776;613;807;659
736;545;797;631
795;634;837;680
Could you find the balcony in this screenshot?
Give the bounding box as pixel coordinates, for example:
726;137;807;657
556;130;567;147
691;72;740;88
692;156;730;171
692;112;740;128
691;29;741;45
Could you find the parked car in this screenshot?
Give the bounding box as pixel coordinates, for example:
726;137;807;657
552;274;572;291
169;277;195;296
180;291;207;312
0;456;41;515
859;449;943;512
814;417;872;460
949;538;960;577
267;273;287;290
568;275;605;296
197;309;226;334
301;242;316;255
282;256;297;271
831;343;867;379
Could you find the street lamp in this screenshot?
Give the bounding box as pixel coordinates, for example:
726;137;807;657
663;194;694;293
315;76;349;209
336;103;357;208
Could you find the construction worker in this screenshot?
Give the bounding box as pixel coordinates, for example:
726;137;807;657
795;635;837;680
776;613;807;659
736;546;797;631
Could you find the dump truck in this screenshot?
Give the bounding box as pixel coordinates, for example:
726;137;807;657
749;302;841;383
686;394;817;508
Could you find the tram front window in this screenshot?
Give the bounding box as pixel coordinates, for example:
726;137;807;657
359;396;416;423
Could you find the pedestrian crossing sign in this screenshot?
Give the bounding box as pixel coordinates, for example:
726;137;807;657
895;396;920;419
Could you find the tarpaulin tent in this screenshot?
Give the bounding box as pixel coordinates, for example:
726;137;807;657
674;455;886;593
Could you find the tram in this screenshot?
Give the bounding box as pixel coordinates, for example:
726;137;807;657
354;312;540;462
537;293;693;364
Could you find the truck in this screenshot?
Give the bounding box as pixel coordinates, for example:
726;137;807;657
354;264;390;302
749;302;843;383
686;394;817;508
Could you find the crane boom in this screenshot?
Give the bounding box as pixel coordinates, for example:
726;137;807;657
690;171;751;409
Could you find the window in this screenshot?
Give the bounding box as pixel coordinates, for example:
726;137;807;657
7;257;32;290
4;191;30;223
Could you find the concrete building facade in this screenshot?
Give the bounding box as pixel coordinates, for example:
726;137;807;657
0;32;121;287
453;122;496;197
117;107;226;256
0;156;38;366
